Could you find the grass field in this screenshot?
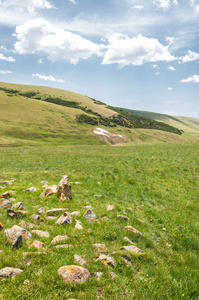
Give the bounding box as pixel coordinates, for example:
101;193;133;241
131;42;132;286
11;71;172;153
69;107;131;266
0;143;199;299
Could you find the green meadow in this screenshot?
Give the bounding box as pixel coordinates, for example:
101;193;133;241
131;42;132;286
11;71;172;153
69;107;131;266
0;143;199;299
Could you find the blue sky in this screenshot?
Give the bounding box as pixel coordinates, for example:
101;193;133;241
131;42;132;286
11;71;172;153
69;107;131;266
0;0;199;117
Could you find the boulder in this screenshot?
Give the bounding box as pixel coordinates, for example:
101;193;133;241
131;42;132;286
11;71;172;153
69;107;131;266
57;175;71;200
0;267;23;278
32;230;50;238
5;225;32;241
96;254;116;266
29;241;44;249
12;202;25;210
0;198;12;208
58;265;90;284
84;208;98;222
40;185;57;197
56;212;72;225
19;221;34;229
30;214;43;221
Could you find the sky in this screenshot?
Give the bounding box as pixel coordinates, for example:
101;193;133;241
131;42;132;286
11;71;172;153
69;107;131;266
0;0;199;118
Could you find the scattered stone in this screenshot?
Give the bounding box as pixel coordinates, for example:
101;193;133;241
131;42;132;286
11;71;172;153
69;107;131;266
70;211;80;216
58;265;90;284
1;181;12;186
25;187;37;192
109;272;118;278
30;214;43;221
11;234;23;249
0;198;12;208
95;272;103;280
5;225;32;241
54;244;73;249
7;208;18;218
23;280;30;285
75;219;83;230
93;243;106;249
117;215;130;221
57;175;71;201
123;237;134;245
9;198;16;202
101;216;110;221
12;202;25;210
96;254;116;267
107;205;115;211
84;208;98;222
38;207;46;215
1;191;10;198
32;230;50;238
29;241;44;249
19;221;34;229
51;235;68;244
46;216;56;220
121;245;145;255
17;210;28;216
74;254;87;266
40;185;57;197
0;267;23;278
56;212;72;225
0;222;3;230
162;228;166;231
125;226;143;235
46;208;68;215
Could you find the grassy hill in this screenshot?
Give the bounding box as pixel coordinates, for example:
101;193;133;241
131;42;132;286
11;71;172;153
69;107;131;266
0;82;198;146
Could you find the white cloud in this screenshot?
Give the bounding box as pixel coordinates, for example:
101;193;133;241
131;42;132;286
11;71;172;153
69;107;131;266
190;0;199;12
32;73;64;82
181;75;199;83
37;58;44;64
168;65;175;71
132;5;144;10
153;64;160;69
153;0;170;10
181;50;199;63
69;0;77;4
102;33;176;67
1;0;55;13
0;70;12;74
0;53;15;62
168;87;172;90
14;18;103;64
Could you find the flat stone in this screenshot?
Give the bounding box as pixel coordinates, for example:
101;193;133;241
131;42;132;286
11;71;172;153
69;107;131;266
96;254;116;267
70;211;80;216
95;272;103;280
121;245;145;255
58;265;90;284
40;185;57;197
1;191;10;198
17;210;28;216
54;244;73;249
5;225;32;242
51;235;68;244
0;267;23;278
38;207;46;215
109;272;118;278
0;198;12;208
30;214;43;221
74;254;87;266
7;208;18;218
125;226;142;235
29;240;44;249
84;208;98;222
117;215;130;221
19;221;34;229
46;216;56;220
57;175;71;201
12;202;25;210
107;205;115;211
32;230;50;238
93;243;106;249
25;187;37;192
1;181;12;185
75;219;83;230
123;237;134;245
46;208;68;215
56;212;72;225
101;216;110;221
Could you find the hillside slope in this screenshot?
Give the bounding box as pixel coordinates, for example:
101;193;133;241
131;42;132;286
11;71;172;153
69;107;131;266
0;82;197;146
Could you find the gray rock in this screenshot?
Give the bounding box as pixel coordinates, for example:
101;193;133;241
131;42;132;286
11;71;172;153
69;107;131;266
1;191;10;198
19;221;34;229
74;254;87;266
121;245;145;255
107;205;115;211
54;244;73;249
93;243;106;249
58;265;90;284
38;207;46;215
109;272;118;278
32;230;50;238
56;212;72;225
7;208;18;218
29;240;44;249
12;202;25;210
125;226;143;235
117;215;130;221
123;237;134;245
40;185;57;197
0;198;12;208
51;235;68;244
96;254;116;266
46;208;68;215
30;214;43;221
95;272;103;280
1;181;12;185
5;225;32;242
0;267;23;278
70;211;80;216
75;219;83;230
83;208;98;222
57;175;71;200
25;187;37;192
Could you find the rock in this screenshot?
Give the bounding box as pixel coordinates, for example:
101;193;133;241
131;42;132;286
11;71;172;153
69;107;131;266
51;235;68;244
46;216;56;220
101;216;110;221
7;208;18;218
75;219;83;230
23;280;30;285
56;212;72;225
107;205;115;211
1;191;10;198
5;225;32;241
32;230;50;238
95;272;103;280
74;254;87;266
109;272;118;278
162;227;166;231
1;181;12;185
93;243;106;249
0;222;3;230
0;198;12;208
70;211;80;216
0;267;23;278
29;241;44;249
19;221;34;229
125;226;143;235
58;265;90;284
46;208;68;215
57;175;71;201
38;207;46;215
123;237;134;245
17;210;28;216
96;254;116;267
40;185;57;197
54;244;73;249
121;245;145;255
9;198;16;202
84;208;98;222
11;234;23;249
12;202;25;210
30;214;43;221
117;215;130;221
25;187;37;192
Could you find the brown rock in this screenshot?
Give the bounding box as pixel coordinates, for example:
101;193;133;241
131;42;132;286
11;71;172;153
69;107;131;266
58;265;90;284
29;240;44;249
107;205;115;211
40;185;57;197
57;175;71;200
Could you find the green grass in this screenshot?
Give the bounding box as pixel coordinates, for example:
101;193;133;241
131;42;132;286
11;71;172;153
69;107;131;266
0;143;199;299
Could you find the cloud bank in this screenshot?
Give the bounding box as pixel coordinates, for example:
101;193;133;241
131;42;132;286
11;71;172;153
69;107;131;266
32;73;64;82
